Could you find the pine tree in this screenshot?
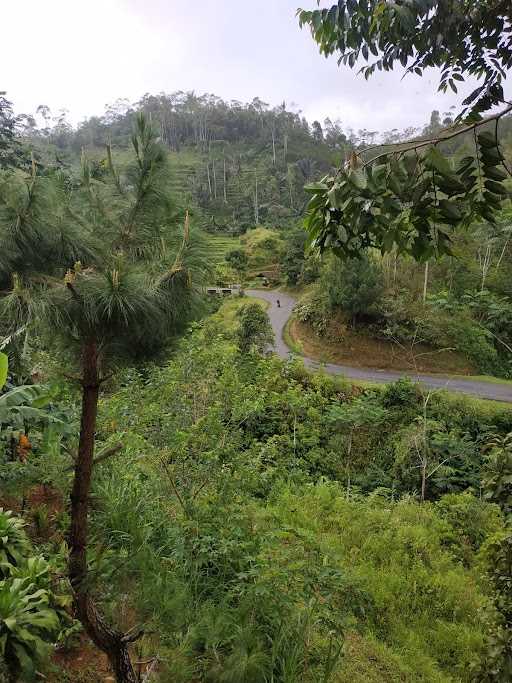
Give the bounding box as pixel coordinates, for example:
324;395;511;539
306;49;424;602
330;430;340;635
0;92;25;169
0;114;204;682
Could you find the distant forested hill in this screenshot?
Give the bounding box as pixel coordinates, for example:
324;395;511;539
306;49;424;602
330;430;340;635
5;90;512;235
15;93;349;233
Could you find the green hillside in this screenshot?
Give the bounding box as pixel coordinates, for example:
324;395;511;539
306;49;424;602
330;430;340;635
202;232;241;264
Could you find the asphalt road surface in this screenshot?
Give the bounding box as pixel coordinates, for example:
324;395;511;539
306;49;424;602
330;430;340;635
246;289;512;404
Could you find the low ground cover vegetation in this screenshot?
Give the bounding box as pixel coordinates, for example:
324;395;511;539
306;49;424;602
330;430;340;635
2;303;511;680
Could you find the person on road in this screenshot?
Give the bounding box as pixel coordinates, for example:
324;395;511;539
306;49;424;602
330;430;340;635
276;299;280;308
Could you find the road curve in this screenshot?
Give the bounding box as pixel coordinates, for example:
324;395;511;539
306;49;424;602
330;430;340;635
246;289;512;404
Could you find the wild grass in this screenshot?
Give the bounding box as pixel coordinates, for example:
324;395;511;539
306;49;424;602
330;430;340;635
88;318;509;681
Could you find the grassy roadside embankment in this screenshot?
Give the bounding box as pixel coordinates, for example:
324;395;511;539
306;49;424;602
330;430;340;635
282;305;512;409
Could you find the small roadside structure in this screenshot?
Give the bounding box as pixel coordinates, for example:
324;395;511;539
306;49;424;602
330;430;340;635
206;284;242;296
253;265;281;287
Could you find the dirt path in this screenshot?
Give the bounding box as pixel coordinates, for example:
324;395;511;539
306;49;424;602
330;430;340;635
246;289;512;404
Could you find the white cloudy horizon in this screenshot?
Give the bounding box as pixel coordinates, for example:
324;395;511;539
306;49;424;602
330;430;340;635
3;0;508;134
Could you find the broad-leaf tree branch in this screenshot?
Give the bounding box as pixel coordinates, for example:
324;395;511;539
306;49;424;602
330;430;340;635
298;1;512;260
298;1;512;118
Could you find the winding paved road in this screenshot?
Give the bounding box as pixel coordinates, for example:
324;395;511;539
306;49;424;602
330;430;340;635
246;289;512;404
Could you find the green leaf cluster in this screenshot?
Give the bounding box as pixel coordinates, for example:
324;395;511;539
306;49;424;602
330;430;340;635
304;133;510;261
483;434;512;520
298;1;512;117
0;509;60;681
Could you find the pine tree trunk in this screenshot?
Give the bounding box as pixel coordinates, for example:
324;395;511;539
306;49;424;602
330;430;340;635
68;338;138;683
223;158;227;203
206;162;212;198
254;175;259;224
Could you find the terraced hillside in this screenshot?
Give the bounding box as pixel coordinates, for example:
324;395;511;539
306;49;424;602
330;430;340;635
202;233;241;265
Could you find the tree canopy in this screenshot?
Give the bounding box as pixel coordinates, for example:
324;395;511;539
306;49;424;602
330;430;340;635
298;2;512;261
0;92;25;170
298;1;512;118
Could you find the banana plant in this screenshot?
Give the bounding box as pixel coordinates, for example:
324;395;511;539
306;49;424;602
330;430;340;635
0;352;63;430
0;351;7;390
0;576;59;682
10;556;52;588
0;385;62;430
0;510;68;680
0;510;29;578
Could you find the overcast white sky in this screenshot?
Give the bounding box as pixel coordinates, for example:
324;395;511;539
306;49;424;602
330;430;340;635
2;0;503;133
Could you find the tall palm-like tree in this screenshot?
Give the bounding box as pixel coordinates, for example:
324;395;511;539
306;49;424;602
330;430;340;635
0;114;205;682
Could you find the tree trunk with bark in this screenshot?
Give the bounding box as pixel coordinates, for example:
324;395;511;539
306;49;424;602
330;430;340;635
212;159;217;199
421;461;427;503
254;175;259;224
206;162;212;198
422;261;429;303
68;338;138;683
223;158;227;203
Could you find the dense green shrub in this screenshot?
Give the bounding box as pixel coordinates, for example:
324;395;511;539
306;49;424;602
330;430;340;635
322;255;383;324
225;248;248;276
381;377;422;409
294;284;332;336
92;446;494;682
379;292;502;374
87;322;512;680
475;432;512;681
436;492;504;565
236;302;274;353
482;433;512;520
282;228;320;285
437;315;500;374
2;313;511;680
426;289;512;376
0;510;30;574
477;529;512;682
378;292;427;344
